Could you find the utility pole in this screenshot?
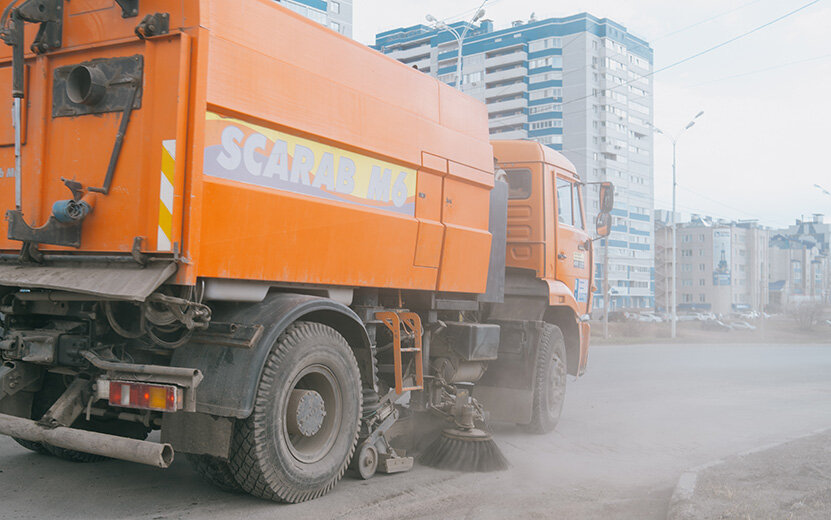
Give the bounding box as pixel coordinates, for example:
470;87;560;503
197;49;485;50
671;141;677;338
603;238;610;338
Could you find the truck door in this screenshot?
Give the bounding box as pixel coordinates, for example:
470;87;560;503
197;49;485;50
554;173;592;314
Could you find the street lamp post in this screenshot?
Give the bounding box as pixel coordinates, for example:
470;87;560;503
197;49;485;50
652;110;704;339
426;2;487;89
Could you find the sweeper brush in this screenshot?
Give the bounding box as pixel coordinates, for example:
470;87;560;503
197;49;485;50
419;426;509;472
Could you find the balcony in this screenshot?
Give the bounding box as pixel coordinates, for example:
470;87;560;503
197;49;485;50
490;129;528;140
487;81;527;99
489;113;526;128
485;50;527;69
487;97;527;113
389;44;431;62
409;57;432;72
486;66;527;84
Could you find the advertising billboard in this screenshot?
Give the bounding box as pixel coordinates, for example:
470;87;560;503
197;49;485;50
713;229;731;286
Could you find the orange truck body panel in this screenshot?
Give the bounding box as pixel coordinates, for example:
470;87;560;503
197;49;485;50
0;0;494;294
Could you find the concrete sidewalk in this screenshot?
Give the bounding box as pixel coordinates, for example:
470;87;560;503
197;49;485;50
668;429;831;520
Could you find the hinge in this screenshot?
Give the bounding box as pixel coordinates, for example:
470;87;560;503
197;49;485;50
114;0;139;18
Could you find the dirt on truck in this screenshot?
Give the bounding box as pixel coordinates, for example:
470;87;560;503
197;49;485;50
0;0;614;503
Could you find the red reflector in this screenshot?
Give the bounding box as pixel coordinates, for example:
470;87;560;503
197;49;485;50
108;381;180;412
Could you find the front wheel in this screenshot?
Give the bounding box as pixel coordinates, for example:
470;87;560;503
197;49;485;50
525;323;567;434
229;322;362;503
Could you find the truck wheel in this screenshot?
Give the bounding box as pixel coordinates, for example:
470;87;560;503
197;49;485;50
187;454;243;493
13;438;51;456
229;322;362;503
525;324;567;434
45;419;151;463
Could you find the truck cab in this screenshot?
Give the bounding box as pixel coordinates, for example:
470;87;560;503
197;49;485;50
489;140;610;376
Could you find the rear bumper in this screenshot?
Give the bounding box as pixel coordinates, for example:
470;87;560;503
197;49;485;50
0;412;173;468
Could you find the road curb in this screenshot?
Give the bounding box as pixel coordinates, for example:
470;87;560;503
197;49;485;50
666;426;831;520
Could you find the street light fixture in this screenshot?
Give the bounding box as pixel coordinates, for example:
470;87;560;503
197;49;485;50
426;2;487;89
651;110;704;339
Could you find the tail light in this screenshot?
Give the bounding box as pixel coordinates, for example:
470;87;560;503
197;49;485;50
101;380;182;412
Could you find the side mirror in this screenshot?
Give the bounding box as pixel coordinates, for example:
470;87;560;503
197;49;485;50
599;182;614;213
596;212;611;237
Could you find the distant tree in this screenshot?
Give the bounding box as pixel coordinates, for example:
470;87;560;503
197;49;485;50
788;302;824;329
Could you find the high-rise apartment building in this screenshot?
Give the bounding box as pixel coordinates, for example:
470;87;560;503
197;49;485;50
275;0;353;38
374;13;655;310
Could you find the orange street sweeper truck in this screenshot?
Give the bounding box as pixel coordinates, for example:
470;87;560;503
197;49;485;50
0;0;613;503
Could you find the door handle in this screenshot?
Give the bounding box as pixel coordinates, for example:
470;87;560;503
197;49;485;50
558;253;567;260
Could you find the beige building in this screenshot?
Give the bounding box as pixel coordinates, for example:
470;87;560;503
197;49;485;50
768;215;830;308
654;215;770;315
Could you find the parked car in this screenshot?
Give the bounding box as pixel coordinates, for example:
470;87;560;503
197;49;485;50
637;313;663;323
730;321;757;331
703;320;733;332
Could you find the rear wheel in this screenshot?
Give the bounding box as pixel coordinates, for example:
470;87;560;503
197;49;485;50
13;438;51;456
525;324;567;434
187;454;243;493
229;322;362;503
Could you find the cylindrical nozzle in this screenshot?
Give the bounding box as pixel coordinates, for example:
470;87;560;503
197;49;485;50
66;64;107;106
52;198;92;223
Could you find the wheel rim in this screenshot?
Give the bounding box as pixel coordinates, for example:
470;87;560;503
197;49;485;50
547;353;566;414
281;364;343;464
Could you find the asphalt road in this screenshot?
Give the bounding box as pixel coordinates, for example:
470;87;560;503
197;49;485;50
2;343;830;519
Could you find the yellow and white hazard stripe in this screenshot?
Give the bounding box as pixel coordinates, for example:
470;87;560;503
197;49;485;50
157;140;176;251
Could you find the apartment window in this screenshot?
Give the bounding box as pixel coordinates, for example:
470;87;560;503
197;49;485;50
329;21;340;32
699;294;706;302
699;264;706;271
463;71;483;84
529;38;562;52
529;56;563;69
529;88;562;101
530;71;563;84
699;279;706;286
533;135;563;145
305;9;328;24
529;103;562;114
530;120;562;130
329;1;340;14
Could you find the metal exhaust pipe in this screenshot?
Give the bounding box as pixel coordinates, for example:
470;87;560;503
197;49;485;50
0;413;174;468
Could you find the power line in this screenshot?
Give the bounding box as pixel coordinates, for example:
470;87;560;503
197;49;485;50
563;0;823;107
675;184;765;221
685;53;831;88
652;0;768;42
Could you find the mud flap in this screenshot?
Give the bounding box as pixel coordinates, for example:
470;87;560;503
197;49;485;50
0;261;176;301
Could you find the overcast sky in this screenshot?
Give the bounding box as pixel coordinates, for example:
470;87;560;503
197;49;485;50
354;0;831;228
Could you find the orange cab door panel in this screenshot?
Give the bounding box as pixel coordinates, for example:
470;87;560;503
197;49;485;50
553;170;592;313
